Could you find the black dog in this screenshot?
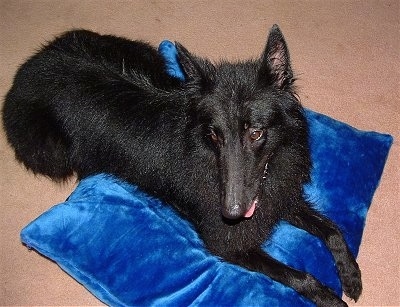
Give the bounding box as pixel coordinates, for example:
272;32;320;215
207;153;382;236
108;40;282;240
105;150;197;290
2;25;361;306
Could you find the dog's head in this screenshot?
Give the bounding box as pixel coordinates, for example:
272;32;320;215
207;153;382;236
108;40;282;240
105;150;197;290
176;25;310;220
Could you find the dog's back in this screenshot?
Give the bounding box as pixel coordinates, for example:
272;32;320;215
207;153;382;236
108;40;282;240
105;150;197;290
2;30;178;180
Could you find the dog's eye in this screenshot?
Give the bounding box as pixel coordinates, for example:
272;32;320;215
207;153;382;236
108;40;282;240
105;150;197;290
249;129;263;142
209;131;219;143
207;127;219;144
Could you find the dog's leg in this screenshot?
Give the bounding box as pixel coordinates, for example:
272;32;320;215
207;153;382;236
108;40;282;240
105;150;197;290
227;248;347;307
285;206;362;302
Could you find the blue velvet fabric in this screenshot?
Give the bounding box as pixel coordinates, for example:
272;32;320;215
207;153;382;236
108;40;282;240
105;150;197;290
158;40;186;81
20;41;393;306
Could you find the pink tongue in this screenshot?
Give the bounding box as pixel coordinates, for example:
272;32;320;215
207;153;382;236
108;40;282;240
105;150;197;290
244;199;257;218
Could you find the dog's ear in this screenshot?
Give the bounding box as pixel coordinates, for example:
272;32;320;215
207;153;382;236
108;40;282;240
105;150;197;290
259;25;294;90
175;42;215;90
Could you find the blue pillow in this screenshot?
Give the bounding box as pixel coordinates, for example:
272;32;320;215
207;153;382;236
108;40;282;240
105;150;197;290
20;42;393;306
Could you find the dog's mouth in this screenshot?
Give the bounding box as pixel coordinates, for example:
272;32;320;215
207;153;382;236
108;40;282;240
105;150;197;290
244;196;258;218
245;159;269;218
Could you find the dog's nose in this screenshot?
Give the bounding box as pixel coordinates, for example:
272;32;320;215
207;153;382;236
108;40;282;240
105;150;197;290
221;206;243;219
221;203;251;219
222;199;257;220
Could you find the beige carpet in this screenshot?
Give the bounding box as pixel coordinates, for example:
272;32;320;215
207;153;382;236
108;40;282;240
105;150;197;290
1;1;398;305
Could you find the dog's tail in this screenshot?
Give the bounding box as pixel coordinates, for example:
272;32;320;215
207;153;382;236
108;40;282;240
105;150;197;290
2;87;73;180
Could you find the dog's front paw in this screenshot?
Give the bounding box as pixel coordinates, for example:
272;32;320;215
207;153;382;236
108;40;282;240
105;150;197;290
341;261;362;301
320;293;348;307
314;287;348;307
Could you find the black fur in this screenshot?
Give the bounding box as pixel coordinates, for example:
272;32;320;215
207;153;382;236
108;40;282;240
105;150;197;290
2;26;362;306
